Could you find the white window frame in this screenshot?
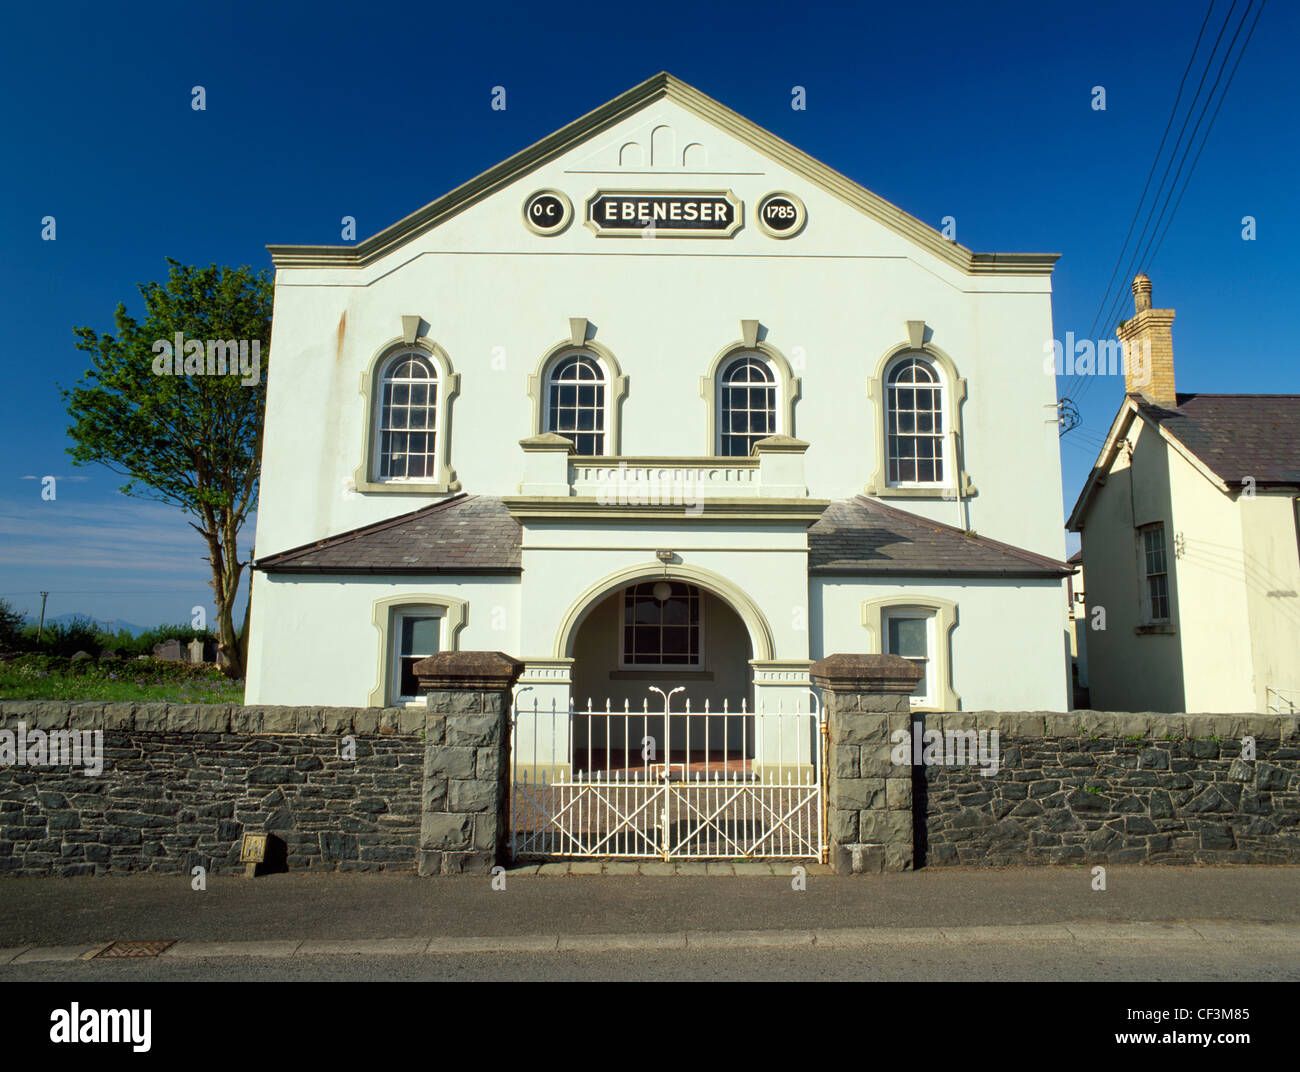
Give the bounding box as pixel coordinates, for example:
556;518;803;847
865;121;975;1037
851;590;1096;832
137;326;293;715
358;337;460;494
543;350;611;457
618;583;707;671
390;608;445;705
372;349;441;483
1138;522;1171;624
882;607;936;707
715;353;780;457
884;354;946;489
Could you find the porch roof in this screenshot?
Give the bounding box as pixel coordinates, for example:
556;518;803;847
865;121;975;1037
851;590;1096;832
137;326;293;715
808;497;1071;578
253;494;522;574
254;493;1068;580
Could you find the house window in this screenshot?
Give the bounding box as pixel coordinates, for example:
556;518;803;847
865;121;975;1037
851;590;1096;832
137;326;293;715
884;609;935;707
392;611;441;703
718;356;776;457
1140;523;1170;622
621;582;703;668
378;351;439;480
546;353;607;456
886;356;944;485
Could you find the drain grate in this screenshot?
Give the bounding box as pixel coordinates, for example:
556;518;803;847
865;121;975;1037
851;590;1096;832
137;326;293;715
94;940;177;959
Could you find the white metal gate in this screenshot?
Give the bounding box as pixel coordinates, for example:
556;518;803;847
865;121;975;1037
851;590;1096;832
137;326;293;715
509;689;826;862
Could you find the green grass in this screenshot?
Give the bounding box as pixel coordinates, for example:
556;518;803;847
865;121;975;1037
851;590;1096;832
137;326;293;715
0;653;243;704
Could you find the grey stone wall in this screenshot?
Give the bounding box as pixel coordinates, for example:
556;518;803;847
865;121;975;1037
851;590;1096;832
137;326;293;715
916;712;1300;866
813;653;922;875
418;688;511;876
5;697;1299;876
0;701;425;877
825;695;914;875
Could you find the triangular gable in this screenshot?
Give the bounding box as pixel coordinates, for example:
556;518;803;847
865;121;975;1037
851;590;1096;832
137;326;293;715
268;72;1058;276
1066;396;1234;531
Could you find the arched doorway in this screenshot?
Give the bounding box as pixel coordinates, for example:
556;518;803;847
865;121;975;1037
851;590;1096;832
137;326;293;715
568;580;755;775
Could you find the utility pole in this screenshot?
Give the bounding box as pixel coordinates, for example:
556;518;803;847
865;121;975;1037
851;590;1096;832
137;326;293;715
36;591;49;642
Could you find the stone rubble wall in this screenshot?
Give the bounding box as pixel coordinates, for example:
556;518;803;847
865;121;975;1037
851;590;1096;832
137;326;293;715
0;702;425;877
916;712;1300;867
2;700;1298;876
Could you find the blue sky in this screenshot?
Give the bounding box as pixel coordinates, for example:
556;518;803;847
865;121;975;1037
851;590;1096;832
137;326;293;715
0;0;1293;631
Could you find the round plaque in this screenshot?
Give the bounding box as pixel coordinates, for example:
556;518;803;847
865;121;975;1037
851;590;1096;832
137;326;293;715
756;191;806;238
522;189;572;236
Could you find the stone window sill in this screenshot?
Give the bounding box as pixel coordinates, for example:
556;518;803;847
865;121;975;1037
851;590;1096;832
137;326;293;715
864;482;976;500
355;479;459;495
1134;624;1176;636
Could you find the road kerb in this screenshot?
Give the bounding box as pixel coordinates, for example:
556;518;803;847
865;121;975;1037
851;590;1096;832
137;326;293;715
426;935;560;955
941;925;1076;943
815;927;937;946
163;940;304;959
687;929;816;949
296;938;428;957
12;945;102;964
1064;922;1202;942
1189;922;1300;943
557;932;688;952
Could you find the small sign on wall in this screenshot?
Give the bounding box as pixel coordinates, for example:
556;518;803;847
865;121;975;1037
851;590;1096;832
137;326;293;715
585;190;743;237
240;833;267;877
756;191;806;238
522;189;573;236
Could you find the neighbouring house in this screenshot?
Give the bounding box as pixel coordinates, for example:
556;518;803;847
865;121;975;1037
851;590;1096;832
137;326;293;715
1067;275;1300;714
1067;549;1089;706
245;71;1072;720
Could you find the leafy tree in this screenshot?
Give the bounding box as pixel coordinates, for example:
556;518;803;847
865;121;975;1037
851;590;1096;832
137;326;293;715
41;616;101;657
63;260;272;678
0;598;25;653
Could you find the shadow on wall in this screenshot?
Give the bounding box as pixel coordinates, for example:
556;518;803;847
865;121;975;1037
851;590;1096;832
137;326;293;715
254;834;288;876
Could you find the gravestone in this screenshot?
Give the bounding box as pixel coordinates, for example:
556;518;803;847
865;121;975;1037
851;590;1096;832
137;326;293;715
152;639;183;661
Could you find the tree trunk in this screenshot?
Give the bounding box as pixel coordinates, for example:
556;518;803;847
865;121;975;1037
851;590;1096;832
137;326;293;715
237;580;252;677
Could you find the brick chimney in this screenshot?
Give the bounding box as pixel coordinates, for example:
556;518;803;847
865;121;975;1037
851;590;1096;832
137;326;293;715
1116;273;1177;408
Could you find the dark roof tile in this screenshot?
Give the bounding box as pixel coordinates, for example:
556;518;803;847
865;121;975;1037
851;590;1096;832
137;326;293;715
254;495;521;574
1134;394;1300;485
809;497;1070;577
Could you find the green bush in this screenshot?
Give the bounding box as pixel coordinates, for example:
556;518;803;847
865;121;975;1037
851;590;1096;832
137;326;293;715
0;598;24;653
5;616;218;658
0;652;242;702
40;615;102;657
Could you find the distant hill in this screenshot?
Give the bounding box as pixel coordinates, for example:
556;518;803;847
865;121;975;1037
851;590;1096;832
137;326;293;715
27;613;148;636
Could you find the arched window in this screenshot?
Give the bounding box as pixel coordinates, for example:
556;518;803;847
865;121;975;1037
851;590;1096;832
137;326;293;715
546;353;607;455
377;351;439;480
886;356;944;485
621;581;703;668
718;356;776;457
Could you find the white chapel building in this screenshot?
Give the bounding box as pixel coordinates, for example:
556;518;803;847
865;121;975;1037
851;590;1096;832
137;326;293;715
245;72;1072;716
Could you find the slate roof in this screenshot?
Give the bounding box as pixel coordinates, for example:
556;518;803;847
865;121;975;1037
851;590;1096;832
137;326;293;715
256;493;1067;580
254;495;521;574
808;496;1070;578
1134;394;1300;486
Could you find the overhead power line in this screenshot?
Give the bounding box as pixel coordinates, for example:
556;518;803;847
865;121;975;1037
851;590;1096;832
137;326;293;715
1093;0;1260;353
1068;0;1264;414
